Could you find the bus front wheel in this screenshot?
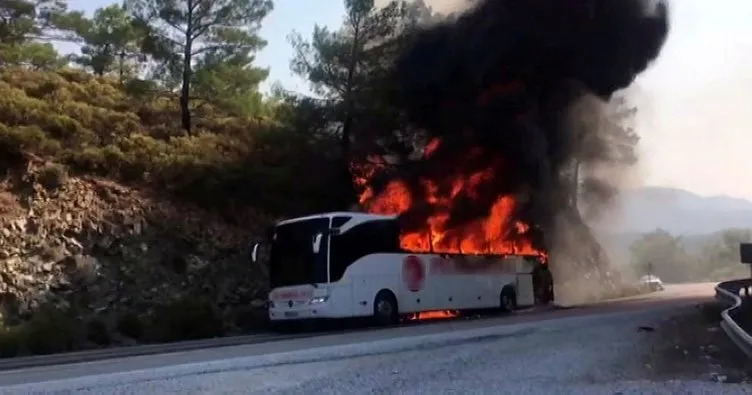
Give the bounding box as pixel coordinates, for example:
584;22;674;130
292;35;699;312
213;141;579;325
499;287;517;313
373;290;399;326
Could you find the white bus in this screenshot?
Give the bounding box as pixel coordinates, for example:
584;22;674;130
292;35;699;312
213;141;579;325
250;211;552;327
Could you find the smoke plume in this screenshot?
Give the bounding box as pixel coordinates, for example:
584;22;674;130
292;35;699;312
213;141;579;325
366;0;669;251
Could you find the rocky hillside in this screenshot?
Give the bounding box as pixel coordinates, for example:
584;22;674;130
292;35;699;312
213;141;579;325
0;158;273;354
0;66;347;356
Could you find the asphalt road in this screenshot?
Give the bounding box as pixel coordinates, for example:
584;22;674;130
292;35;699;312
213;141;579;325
0;283;723;394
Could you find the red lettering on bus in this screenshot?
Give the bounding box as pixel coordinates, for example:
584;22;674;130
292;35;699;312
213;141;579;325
403;255;425;292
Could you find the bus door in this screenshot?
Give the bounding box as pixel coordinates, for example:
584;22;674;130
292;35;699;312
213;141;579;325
514;257;536;306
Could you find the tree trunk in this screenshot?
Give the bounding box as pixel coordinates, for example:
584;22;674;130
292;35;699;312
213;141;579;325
338;22;361;208
180;46;192;133
341;24;360;160
180;9;194;134
118;51;125;84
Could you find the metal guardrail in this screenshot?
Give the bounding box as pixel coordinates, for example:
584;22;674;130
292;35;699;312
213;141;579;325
715;279;752;357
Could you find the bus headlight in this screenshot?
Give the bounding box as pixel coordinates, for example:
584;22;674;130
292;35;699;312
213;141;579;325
309;296;329;305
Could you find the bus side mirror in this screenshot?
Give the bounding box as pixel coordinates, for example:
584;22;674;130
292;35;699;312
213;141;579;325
250;242;260;263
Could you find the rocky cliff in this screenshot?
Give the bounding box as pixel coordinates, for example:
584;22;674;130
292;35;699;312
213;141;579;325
0;158;272;348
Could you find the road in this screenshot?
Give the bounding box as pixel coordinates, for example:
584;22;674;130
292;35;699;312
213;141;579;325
0;283;733;394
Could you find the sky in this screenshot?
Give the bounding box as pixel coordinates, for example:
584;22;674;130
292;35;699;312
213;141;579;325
62;0;752;201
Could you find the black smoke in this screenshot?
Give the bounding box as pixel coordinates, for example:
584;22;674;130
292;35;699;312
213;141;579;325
364;0;669;248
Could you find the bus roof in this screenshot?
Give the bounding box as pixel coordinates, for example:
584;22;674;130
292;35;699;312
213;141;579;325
276;211;398;227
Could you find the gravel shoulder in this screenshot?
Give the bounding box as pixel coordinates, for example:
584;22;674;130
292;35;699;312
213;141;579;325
637;301;752;384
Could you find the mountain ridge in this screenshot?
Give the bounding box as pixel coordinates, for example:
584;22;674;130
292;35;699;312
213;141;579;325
597;186;752;235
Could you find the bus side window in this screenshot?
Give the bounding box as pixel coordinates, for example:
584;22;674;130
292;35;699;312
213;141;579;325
329;220;400;282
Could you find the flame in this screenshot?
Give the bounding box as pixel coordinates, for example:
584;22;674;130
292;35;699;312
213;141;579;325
350;76;548;259
408;310;459;321
352;138;546;259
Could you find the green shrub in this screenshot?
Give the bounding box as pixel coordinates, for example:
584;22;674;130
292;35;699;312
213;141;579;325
0;124;61;157
86;318;111;346
115;312;144;340
234;306;270;332
0;67;341;215
0;327;24;358
147;297;224;343
23;307;83;355
36;163;68;190
57;68;93;85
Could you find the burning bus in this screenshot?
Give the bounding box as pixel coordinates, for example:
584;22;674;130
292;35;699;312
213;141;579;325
250;211;552;327
248;0;669;328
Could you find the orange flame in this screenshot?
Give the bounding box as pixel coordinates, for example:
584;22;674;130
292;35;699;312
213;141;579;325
408;310;459;321
352;138;546;259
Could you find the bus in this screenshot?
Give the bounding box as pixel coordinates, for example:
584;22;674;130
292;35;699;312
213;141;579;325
249;211;553;327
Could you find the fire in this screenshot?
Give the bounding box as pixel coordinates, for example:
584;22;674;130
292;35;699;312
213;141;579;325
408;310;459;321
352;138;546;259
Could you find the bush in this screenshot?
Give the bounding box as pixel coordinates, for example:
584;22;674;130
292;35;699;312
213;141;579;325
86;318;111;346
146;297;224;343
36;162;68;190
0;327;24;358
234;305;270;332
0;66;341;217
116;312;144;340
22;307;83;355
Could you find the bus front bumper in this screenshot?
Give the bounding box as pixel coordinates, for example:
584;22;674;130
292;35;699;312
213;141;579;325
268;298;334;321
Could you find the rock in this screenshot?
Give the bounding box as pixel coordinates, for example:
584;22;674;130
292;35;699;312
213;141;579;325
60;254;100;286
11;219;26;233
62;236;84;254
0;271;12;286
41;261;54;272
0;166;269;338
186;255;209;272
40;245;68;263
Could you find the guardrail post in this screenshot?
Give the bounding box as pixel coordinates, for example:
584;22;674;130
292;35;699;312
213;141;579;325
739;243;752;279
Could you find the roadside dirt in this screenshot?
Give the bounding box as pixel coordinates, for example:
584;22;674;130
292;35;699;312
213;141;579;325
638;301;752;384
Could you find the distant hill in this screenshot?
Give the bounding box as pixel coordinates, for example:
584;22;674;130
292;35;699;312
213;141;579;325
602;186;752;235
590;186;752;264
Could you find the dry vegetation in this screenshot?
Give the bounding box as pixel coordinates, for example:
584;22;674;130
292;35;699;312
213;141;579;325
0;67;340;215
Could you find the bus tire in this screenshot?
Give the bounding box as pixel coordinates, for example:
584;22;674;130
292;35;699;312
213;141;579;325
499;286;517;313
373;290;399;326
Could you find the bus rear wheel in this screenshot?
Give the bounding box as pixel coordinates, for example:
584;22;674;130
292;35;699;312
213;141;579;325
373;290;399;326
499;287;517;313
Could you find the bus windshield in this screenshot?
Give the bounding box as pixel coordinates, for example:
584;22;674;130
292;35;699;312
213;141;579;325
269;217;329;288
